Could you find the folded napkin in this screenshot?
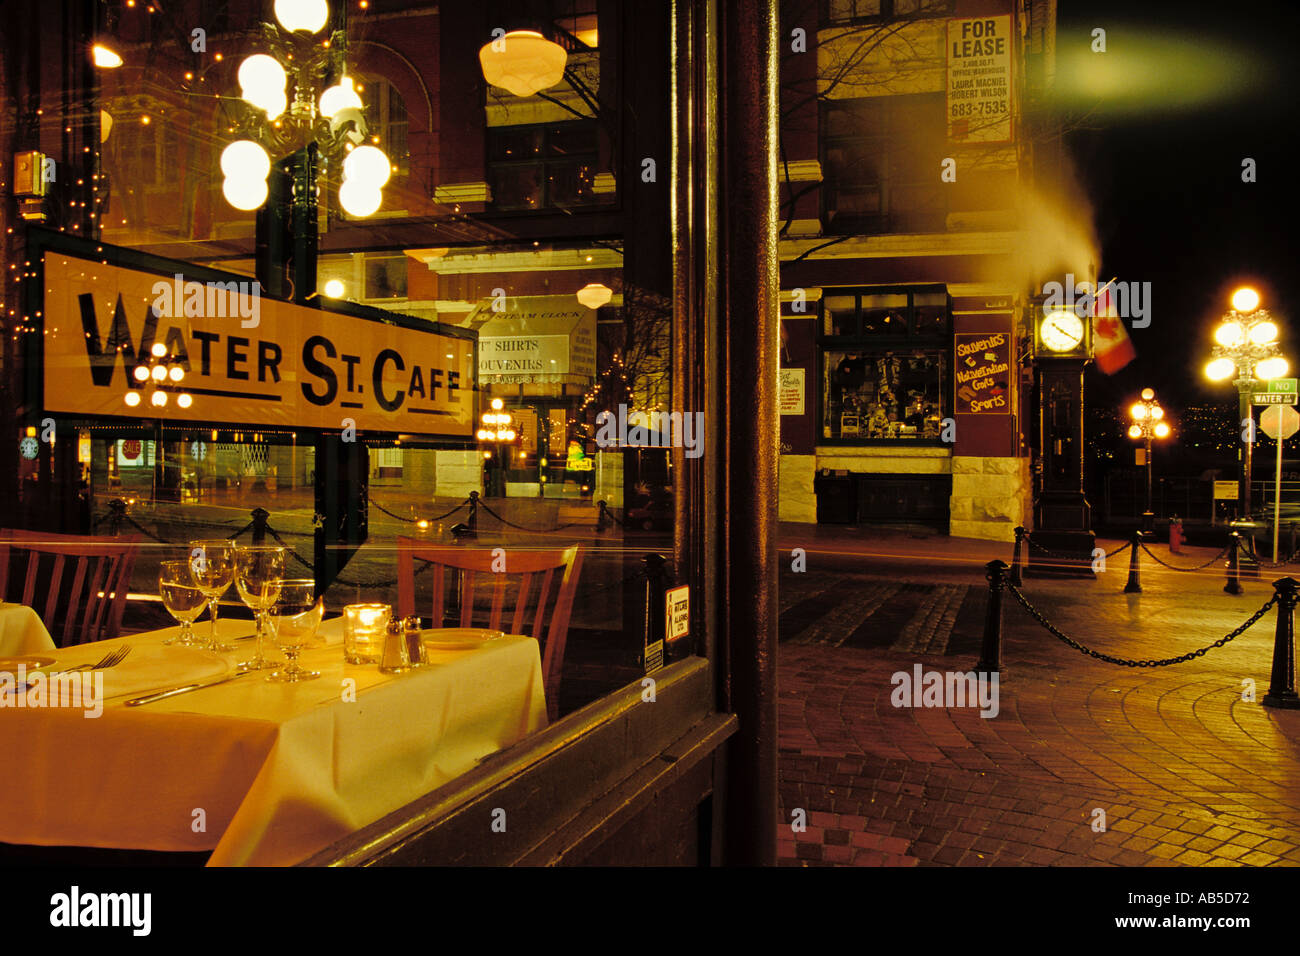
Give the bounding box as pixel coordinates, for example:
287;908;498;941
23;646;232;706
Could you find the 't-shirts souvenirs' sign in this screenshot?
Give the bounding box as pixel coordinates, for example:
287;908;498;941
41;254;475;436
946;15;1013;143
954;332;1011;414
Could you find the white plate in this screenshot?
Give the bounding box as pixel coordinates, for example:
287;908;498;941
0;655;56;673
422;628;505;650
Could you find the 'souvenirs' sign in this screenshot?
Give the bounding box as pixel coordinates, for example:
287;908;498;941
40;253;475;436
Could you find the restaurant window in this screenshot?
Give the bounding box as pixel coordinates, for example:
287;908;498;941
487;122;600;211
822;95;947;235
822;0;955;24
820;287;951;442
360;77;410;178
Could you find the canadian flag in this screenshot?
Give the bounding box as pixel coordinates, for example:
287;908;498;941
1092;280;1136;374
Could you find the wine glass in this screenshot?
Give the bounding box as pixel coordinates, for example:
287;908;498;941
188;539;236;652
158;560;207;646
234;545;286;670
267;580;323;682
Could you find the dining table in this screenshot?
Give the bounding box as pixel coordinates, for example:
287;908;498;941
0;614;548;865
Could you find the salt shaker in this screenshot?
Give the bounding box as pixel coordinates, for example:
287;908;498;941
404;615;430;667
378;618;411;674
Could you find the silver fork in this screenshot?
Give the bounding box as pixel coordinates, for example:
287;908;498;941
64;646;131;672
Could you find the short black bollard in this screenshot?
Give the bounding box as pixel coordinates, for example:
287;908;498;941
106;498;127;535
1224;531;1243;595
976;559;1007;674
1263;577;1300;709
596;499;610;533
466;492;479;537
1123;530;1143;594
251;507;270;545
1009;526;1025;587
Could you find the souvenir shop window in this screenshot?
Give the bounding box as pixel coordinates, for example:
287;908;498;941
822;350;947;441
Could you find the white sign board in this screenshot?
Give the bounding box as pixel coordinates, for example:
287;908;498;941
946;15;1013;143
665;585;690;643
778;369;805;416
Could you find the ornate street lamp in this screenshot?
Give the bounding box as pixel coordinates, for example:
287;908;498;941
1127;388;1171;532
478;30;567;97
477;398;518;498
125;343;193;501
219;0;392;299
1205;287;1286;518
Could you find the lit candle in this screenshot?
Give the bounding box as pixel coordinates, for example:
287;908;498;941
343;604;391;664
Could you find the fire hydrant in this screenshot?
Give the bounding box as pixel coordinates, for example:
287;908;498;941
1169;516;1185;554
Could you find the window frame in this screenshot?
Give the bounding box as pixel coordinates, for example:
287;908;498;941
821;0;956;27
485;120;601;213
817;285;953;447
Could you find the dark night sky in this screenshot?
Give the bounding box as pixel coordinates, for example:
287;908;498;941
1055;1;1298;417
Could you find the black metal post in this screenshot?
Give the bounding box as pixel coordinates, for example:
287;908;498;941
976;559;1007;673
719;0;779;867
643;553;669;664
1009;526;1024;587
1123;530;1143;594
251;507;269;545
1225;531;1243;595
106;498;126;535
1262;577;1300;708
596;499;609;533
467;491;479;536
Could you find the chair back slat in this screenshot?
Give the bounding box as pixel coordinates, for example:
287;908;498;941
510;572;533;636
1;531;140;646
458;570;476;627
396;538;584;722
531;567;555;641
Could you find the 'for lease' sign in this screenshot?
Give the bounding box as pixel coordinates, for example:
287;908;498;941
946;15;1013;143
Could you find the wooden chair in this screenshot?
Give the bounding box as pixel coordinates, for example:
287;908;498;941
396;538;584;722
0;530;140;646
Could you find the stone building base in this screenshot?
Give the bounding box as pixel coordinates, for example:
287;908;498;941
949;456;1031;542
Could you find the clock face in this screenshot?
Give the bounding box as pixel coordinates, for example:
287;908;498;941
1041;310;1085;352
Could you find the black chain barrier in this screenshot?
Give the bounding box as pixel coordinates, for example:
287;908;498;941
120;514;177;545
369;497;471;525
1105;541;1131;558
1008;582;1276;668
226;520;256;541
1138;541;1230;573
1024;535;1130;561
474;498;596;533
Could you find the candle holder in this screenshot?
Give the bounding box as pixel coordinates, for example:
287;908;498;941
343;604;391;664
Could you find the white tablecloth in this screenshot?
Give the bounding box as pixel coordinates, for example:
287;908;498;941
0;616;548;865
0;604;56;656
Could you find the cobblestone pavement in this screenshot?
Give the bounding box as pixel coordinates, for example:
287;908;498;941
776;540;1300;867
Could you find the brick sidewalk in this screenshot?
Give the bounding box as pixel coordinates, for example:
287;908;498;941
776;549;1300;866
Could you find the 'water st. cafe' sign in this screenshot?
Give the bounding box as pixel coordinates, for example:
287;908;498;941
39;252;475;436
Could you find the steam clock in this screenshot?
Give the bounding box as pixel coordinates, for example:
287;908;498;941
1028;297;1096;577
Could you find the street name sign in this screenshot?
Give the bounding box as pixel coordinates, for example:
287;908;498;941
1252;378;1297;405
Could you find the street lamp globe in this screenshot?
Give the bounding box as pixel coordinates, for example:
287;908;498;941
151;365;167;382
237;55;289;118
323;279;345;298
1214;321;1246;348
478;30;568;97
133;365;150;382
338;179;382;216
92;44;123;68
151;342;168;359
1231;287;1260;313
223;177;269;211
1248;321;1278;346
220;140;272;182
1150;405;1164;420
151;391;168;407
576;283;614;309
1128;424;1143;439
1130;403;1148;421
177;394;193;409
1255;356;1289;380
168;366;184;383
274;0;329;34
124;391;141;407
319;76;363;118
1205;357;1236;381
1154;422;1171;439
1140;387;1155;400
343;145;391;188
